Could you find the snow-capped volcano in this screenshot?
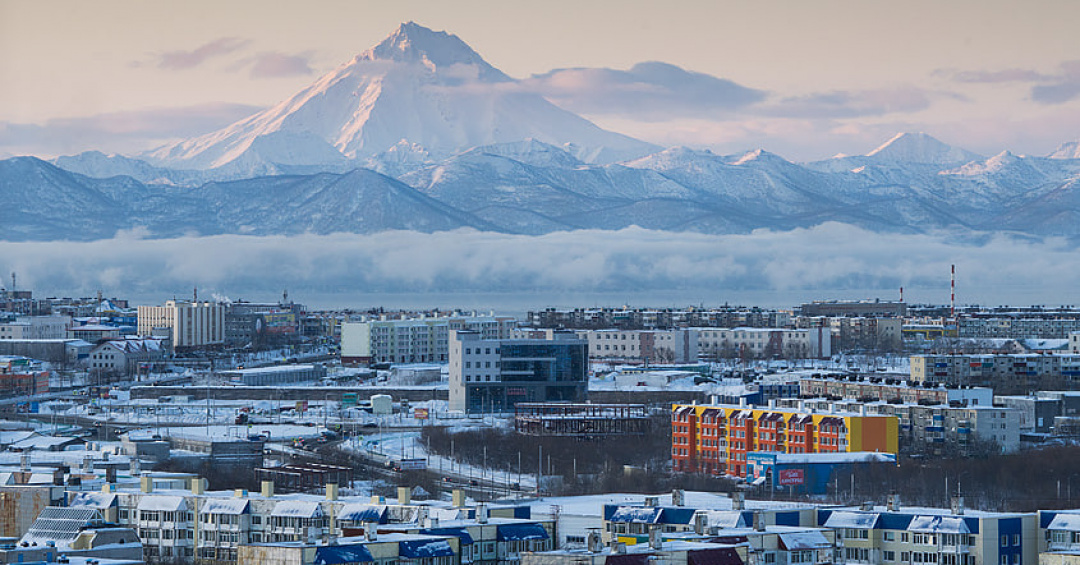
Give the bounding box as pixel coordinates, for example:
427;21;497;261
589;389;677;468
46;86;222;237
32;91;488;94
144;22;656;174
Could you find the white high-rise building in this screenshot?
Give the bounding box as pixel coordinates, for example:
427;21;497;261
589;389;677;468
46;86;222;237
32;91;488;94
138;300;224;349
340;315;516;365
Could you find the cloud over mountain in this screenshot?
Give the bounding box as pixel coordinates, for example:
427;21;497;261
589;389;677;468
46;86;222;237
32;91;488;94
152;37;251;70
521;62;765;120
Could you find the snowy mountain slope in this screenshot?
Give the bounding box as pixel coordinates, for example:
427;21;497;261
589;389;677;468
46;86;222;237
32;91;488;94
1048;140;1080;160
865;132;984;165
191;168;493;235
143;22;658;173
0;157;132;240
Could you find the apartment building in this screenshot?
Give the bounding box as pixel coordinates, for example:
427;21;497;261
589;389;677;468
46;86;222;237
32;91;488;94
910;354;1080;389
526;307;791;330
137;300;225;350
958;314;1080;339
449;330;588;413
696;327;831;360
68;480;551;565
577;328;698;363
670;403;898;478
799;376;994;406
0;315;70;340
820;500;1036;565
341;314;517;365
779;399;1021;454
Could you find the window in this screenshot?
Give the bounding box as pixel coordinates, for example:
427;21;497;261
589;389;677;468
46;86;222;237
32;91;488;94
884;531;895;541
885;551;895;561
1001;535;1007;547
1012;534;1020;546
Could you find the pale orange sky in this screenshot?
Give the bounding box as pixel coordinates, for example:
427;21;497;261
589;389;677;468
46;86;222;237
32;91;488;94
3;0;1080;159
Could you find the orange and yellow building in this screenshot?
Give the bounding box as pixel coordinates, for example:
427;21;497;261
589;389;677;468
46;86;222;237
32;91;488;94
671;403;898;477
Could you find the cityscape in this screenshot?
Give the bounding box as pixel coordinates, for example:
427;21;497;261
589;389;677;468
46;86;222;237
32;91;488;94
3;285;1080;565
5;2;1080;565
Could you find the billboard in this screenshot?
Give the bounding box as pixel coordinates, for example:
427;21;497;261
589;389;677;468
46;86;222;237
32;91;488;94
777;468;805;486
414;408;429;420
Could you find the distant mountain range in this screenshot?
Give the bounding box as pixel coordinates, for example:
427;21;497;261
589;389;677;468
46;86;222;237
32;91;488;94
6;23;1080;241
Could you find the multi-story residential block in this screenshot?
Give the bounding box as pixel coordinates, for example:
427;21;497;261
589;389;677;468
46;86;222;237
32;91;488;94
527;307;792;330
910;354;1080;390
0;355;50;395
341;314;517;365
696;327;831;360
777;399;1022;454
69;479;551;565
958;313;1080;339
0;315;70;340
670;403;898;478
820;500;1037;565
799;376;994;406
994;395;1060;433
449;330;588;413
577;329;698;363
138;300;225;350
798;300;908;318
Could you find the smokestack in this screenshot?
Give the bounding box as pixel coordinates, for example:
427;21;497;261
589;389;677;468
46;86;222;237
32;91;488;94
900;287;904;303
951;264;955;318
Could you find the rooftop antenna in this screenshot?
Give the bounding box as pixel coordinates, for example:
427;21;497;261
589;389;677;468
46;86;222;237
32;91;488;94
193;286;198;303
10;272;15;292
283;288;288;304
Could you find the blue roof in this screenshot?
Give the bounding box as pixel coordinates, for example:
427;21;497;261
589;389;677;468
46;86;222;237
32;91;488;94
608;506;663;523
313;544;374;565
399;539;455;558
338;505;387;524
497;523;550;541
606;505;696;525
424;527;474;545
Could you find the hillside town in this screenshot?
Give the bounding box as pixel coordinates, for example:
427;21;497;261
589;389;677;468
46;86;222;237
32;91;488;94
3;282;1080;565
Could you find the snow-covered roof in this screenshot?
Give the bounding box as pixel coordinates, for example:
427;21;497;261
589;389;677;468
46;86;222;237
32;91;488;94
772;452;896;465
68;492;116;509
779;531;831;550
907;515;970;534
699;510;745;529
339;503;386;523
271;499;323;518
200;497;249;515
823;511;880;529
1048;513;1080;532
399;538;455;558
9;435;81;450
137;495;187;511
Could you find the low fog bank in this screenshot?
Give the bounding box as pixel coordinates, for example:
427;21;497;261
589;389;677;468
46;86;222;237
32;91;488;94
1;223;1073;309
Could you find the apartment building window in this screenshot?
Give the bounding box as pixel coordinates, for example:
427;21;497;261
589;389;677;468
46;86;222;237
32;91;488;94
1012;534;1020;546
884;531;895;541
884;551;895;561
1001;535;1007;547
